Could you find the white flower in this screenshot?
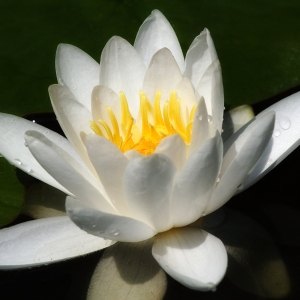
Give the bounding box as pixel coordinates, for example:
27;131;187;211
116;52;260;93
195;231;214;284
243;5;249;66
0;9;300;293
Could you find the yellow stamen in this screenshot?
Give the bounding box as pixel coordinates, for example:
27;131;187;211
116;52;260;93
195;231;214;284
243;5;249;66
90;90;197;155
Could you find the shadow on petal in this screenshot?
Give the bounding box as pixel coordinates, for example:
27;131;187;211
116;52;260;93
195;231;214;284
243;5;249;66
205;208;291;299
87;239;167;300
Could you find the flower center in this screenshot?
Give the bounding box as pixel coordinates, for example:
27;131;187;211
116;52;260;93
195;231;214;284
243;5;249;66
90;90;196;155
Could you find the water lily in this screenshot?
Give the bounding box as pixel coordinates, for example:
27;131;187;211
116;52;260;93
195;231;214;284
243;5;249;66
0;9;300;295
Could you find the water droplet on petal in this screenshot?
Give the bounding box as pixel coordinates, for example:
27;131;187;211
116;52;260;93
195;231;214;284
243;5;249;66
14;159;22;166
279;116;291;130
44;130;49;135
92;224;96;228
207;115;212;123
24;142;28;147
196;114;203;121
274;129;281;137
237;183;244;190
72;86;77;90
110;229;120;236
221;129;224;133
32;120;36;123
216;177;220;183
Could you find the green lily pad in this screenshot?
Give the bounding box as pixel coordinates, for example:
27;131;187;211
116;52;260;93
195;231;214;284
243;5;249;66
1;0;300;225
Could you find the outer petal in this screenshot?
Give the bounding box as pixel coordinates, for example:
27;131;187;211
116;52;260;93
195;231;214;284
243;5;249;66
155;134;188;171
242;92;300;190
87;239;167;300
91;85;121;125
123;154;176;232
55;44;99;111
152;227;227;291
206;112;275;214
25;130;116;214
99;36;146;117
134;9;185;73
0;216;115;269
66;197;156;242
184;28;217;88
0;113;79;195
222;105;255;142
85;135;130;216
142;48;182;106
49;84;96;172
196;59;224;133
172;133;222;227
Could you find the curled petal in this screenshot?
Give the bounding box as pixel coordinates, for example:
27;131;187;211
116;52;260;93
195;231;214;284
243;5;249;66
85;135;130;216
49;84;96;172
66;197;156;242
55;43;99;111
196;59;224;133
152;227;227;291
206;112;275;214
0;113;79;195
184;28;217;88
123;154;176;232
25;130;116;214
0;216;114;269
134;9;185;73
172;133;222;227
242;92;300;190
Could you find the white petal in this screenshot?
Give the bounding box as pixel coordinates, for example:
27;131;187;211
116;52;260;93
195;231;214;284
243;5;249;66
49;84;96;172
66;197;156;242
206;112;275;214
0;113;78;195
99;36;146;117
87;239;167;300
91;85;121;125
123;154;176;232
184;28;217;88
55;44;99;110
123;150;143;161
188;97;210;156
172;133;223;227
0;216;114;269
155;134;188;171
134;9;185;73
196;59;224;132
25;130;116;214
152;227;227;291
222;105;255;142
143;48;183;105
175;77;198;113
242;92;300;190
85;135;130;215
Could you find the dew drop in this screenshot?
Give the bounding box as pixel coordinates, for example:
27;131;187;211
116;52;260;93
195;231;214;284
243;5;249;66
92;224;96;228
274;129;281;137
24;142;28;147
196;114;203;121
216;177;220;183
110;230;120;236
237;183;244;190
14;159;22;166
207;115;212;123
221;129;224;133
32;120;36;123
279;116;291;130
72;86;77;90
44;130;49;135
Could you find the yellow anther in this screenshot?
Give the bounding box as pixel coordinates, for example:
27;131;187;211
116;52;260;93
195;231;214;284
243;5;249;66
90;90;198;155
